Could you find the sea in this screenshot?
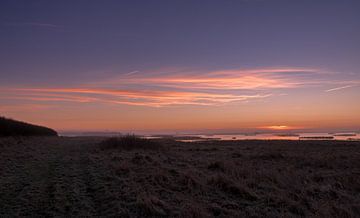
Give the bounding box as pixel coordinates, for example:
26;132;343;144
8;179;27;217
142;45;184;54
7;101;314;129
155;132;360;142
60;131;360;141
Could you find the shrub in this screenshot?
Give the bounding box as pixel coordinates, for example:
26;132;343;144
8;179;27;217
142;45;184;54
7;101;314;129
100;135;163;150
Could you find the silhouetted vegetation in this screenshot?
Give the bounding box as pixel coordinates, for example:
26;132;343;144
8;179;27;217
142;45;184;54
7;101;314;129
100;135;163;150
0;116;57;137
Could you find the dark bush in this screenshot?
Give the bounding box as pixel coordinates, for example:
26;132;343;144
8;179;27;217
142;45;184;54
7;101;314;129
0;116;58;137
100;135;163;150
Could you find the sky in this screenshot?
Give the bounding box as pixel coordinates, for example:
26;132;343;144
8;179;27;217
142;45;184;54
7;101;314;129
0;0;360;133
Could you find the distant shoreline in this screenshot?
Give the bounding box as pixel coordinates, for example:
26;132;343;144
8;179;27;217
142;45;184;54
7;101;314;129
58;132;360;142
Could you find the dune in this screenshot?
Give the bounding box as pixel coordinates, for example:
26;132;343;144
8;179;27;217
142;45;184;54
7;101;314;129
0;117;57;137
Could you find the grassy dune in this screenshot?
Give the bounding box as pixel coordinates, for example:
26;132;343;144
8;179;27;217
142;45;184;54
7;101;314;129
0;117;57;136
0;137;359;217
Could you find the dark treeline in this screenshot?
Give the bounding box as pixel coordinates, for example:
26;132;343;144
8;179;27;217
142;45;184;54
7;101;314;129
0;117;57;137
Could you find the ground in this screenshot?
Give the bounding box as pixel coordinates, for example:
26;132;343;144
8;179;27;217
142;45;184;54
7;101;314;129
1;137;360;217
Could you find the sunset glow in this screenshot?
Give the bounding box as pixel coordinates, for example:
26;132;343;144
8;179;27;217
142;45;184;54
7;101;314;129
263;126;292;130
1;0;359;133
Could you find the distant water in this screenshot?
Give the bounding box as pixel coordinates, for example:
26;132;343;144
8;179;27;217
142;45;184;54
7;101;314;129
61;131;360;141
173;132;360;142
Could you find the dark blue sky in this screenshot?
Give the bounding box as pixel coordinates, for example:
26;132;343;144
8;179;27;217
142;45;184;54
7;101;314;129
1;0;359;85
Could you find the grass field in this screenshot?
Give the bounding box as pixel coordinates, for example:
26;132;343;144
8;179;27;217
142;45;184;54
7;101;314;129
1;137;359;217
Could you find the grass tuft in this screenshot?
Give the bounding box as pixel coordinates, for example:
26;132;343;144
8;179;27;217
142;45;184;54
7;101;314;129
136;194;169;216
208;175;258;201
100;135;163;150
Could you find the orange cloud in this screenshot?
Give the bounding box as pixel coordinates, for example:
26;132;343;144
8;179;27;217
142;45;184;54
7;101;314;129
105;67;317;90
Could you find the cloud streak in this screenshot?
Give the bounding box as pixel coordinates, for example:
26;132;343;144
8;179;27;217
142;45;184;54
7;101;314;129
1;66;357;107
0;104;53;112
325;85;354;92
2;88;271;107
105;67;317;90
3;22;62;29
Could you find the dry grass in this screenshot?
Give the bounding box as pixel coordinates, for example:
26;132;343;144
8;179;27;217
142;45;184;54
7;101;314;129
0;137;359;217
100;135;163;151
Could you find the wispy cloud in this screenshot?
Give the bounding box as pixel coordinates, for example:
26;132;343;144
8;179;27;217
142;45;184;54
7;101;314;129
1;66;358;107
3;22;61;29
123;71;140;76
1;88;271;107
325;85;354;92
0;104;53;112
103;67;318;90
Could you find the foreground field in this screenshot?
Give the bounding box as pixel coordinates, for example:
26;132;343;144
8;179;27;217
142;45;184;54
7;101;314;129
1;137;359;217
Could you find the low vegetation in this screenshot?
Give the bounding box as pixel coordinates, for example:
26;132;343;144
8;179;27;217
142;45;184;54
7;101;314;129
100;135;163;150
1;137;359;217
0;116;57;137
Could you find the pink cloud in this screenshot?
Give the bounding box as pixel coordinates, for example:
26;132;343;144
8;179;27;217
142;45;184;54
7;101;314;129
2;66;350;108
